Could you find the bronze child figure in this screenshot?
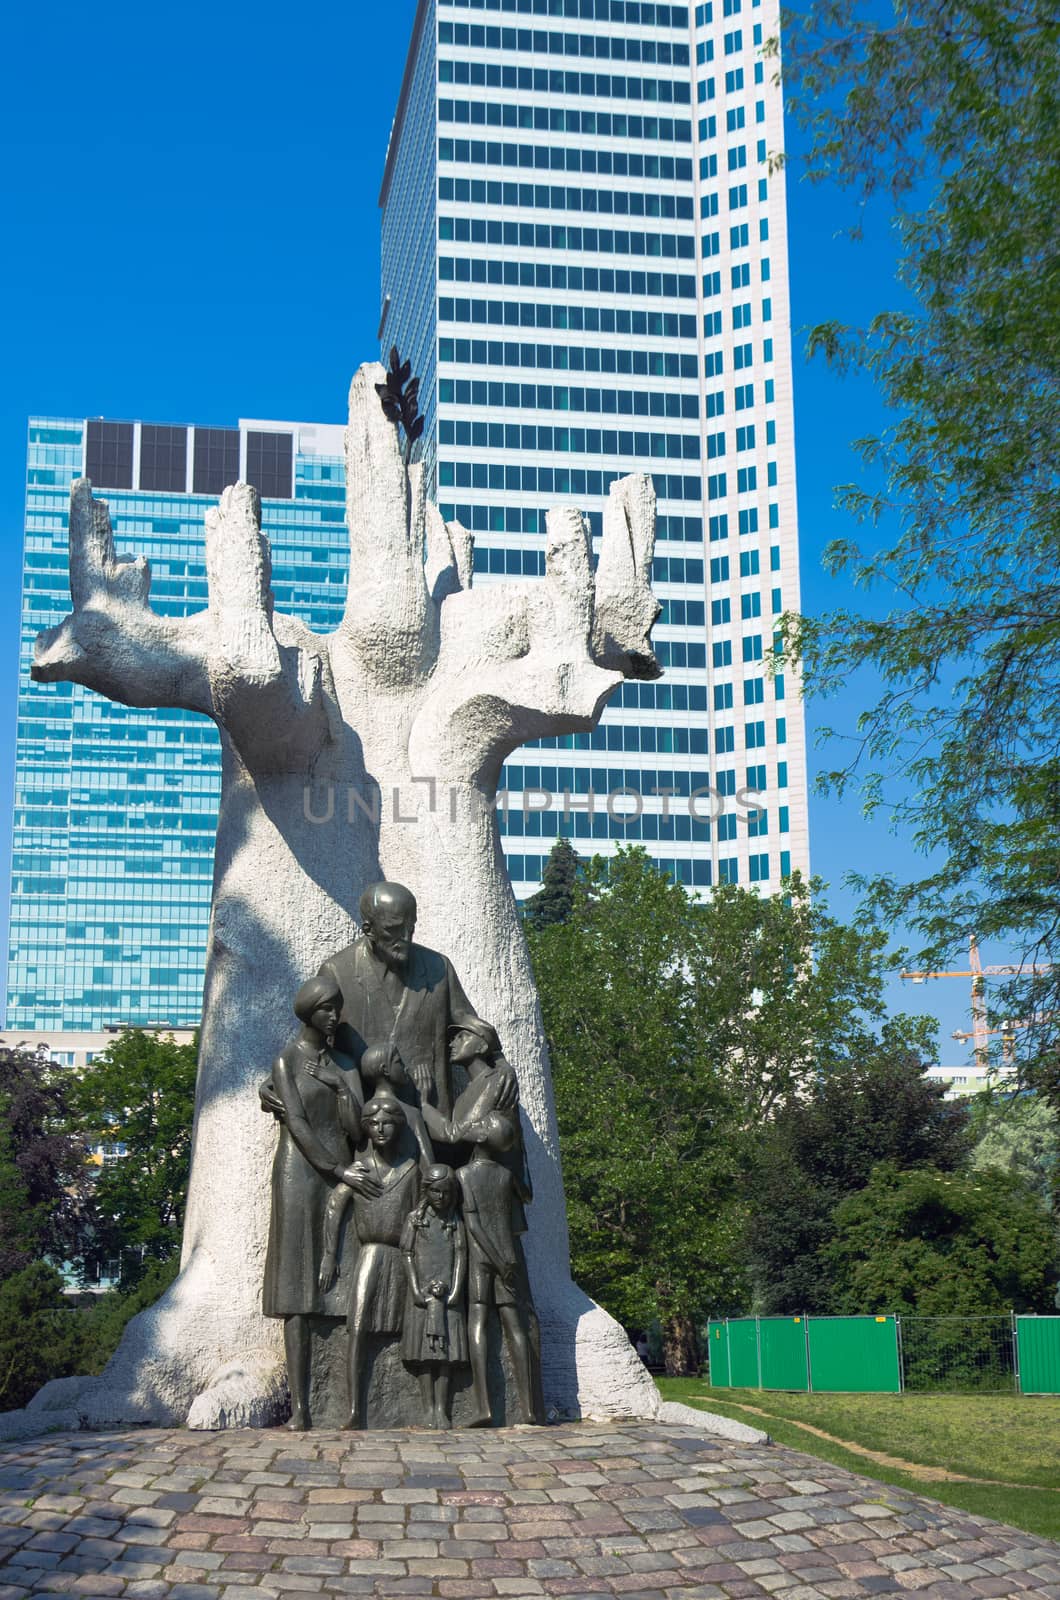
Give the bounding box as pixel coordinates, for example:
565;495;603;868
400;1164;468;1429
458;1111;545;1427
319;1087;420;1428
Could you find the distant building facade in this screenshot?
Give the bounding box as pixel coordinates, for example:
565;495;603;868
379;0;811;899
9;417;347;1030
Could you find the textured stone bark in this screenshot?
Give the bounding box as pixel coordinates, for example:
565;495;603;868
6;362;663;1434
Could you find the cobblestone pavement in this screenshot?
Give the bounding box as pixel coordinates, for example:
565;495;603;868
0;1422;1058;1600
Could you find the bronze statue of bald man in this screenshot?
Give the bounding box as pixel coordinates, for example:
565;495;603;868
318;881;481;1119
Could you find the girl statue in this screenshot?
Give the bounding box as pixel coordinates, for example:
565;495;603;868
319;1087;422;1428
400;1164;468;1428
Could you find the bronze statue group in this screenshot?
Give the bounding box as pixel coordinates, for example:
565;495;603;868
260;882;545;1431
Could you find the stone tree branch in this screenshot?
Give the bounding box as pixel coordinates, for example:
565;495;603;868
412;478;660;785
342;358;660;784
33;479;214;711
412;505;626;784
32;480;335;773
593;473;662;680
342;366;433;685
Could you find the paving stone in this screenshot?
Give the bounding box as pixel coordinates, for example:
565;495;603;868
0;1424;1056;1600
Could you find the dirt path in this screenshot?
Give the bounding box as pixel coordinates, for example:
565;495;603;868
696;1395;1059;1491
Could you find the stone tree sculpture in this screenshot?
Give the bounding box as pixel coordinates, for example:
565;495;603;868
17;362;662;1431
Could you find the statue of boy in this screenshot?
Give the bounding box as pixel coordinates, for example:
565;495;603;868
458;1111;545;1427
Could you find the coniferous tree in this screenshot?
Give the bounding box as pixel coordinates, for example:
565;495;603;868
523;837;582;930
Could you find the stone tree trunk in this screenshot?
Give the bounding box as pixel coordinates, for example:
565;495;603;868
13;363;662;1433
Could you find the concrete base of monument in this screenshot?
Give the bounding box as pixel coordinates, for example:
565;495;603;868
0;1277;677;1440
299;1315;523;1431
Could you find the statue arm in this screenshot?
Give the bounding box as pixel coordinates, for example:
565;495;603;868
420;1102;456;1145
406;1107;436;1168
444;959;480;1035
319;1184;352;1292
449;1225;467;1307
336;1088;363;1144
460;1187;510;1280
401;1218;428;1306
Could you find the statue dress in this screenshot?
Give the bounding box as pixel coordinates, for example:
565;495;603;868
334;1142;421;1334
400;1205;468;1366
262;1042;357;1319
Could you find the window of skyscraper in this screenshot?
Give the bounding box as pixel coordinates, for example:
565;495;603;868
140;424;188;492
193;428;241;496
85;420;134;489
246;431;293;500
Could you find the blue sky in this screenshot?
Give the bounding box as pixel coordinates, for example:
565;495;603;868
0;0;976;1057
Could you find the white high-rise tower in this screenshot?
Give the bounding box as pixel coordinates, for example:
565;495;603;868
380;0;809;898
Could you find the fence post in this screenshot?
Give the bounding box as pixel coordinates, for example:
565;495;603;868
725;1318;731;1389
756;1315;763;1390
1011;1310;1021;1396
896;1315;905;1394
804;1313;813;1393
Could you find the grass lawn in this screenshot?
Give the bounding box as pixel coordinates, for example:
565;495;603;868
658;1378;1060;1543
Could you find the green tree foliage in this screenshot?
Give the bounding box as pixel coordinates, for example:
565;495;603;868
746;1049;970;1312
0;1263;84;1412
523;838;582;930
826;1165;1060;1317
0;1044;88;1279
0;1258;181;1413
530;850;745;1374
529;848;935;1371
776;0;1060;1101
65;1030;197;1281
969;1094;1059;1210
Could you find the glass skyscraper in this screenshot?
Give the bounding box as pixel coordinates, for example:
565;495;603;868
10;416;348;1030
380;0;809;900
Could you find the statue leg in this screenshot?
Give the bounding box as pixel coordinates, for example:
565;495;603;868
417;1368;434;1427
283;1315;311;1430
466;1302;491;1426
345;1248;383;1429
435;1368;451;1429
499;1305;540;1424
345;1328;366;1429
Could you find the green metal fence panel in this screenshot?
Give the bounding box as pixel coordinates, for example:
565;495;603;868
707;1322;731;1387
807;1315;901;1393
760;1317;810;1391
727;1318;760;1388
1017;1316;1060;1394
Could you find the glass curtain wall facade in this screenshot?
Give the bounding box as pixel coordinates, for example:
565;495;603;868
10;417;348;1030
380;0;809;899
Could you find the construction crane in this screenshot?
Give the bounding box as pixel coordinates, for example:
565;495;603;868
900;934;1055;1075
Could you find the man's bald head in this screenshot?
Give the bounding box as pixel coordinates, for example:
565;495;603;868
360;881;417;972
